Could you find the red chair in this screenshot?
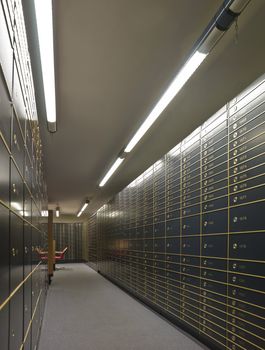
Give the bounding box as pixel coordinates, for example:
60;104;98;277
37;247;68;262
55;247;68;261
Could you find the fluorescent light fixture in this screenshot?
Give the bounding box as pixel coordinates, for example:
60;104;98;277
80;202;88;212
41;210;48;217
77;200;89;217
34;0;56;132
124;51;207;153
56;207;60;217
99;157;124;187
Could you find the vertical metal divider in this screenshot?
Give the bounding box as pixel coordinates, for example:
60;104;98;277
121;191;123;286
122;194;123;284
145;168;148;300
131;184;133;291
226;102;231;350
199;125;203;336
98;212;100;271
123;194;124;284
180;143;183;321
97;211;99;271
136;182;138;293
22;146;26;346
127;191;129;289
100;210;101;273
152;165;155;303
142;178;143;295
146;172;148;298
155;164;158;305
103;205;105;274
121;195;123;284
129;188;130;287
117;199;119;279
137;180;139;293
134;182;136;292
133;184;135;291
100;209;102;273
123;193;125;285
96;211;98;271
165;155;168;312
136;183;138;290
117;197;119;281
130;185;134;290
132;185;134;290
163;159;166;308
30;220;32;349
137;182;139;292
131;187;133;290
122;195;124;282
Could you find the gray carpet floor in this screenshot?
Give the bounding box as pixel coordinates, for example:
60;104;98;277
38;264;209;350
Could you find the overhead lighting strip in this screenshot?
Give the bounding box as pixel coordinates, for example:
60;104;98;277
99;157;125;187
124;51;207;153
98;0;250;187
34;0;56;132
77;200;90;217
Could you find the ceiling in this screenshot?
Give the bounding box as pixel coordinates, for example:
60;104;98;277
25;0;265;218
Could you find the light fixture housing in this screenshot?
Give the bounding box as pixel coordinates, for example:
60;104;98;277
123;0;250;152
34;0;56;132
56;207;60;217
77;200;90;217
97;0;250;188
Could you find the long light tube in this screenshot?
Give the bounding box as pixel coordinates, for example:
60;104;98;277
97;1;250;188
98;52;206;187
99;157;124;187
34;0;56;131
77;201;89;217
124;51;207;153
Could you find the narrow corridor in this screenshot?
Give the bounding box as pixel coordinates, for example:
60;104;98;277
39;264;208;350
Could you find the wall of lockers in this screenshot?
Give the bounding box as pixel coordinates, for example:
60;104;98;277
0;1;48;350
88;74;265;350
87;214;98;270
53;223;83;263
